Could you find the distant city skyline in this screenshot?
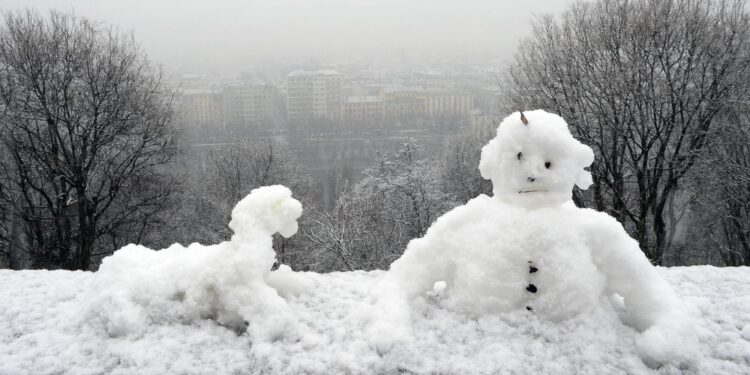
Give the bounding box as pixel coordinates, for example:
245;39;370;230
0;0;575;72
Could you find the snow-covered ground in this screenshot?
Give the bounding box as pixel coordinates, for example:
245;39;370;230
1;266;749;374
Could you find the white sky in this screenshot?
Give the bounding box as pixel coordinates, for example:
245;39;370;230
0;0;575;71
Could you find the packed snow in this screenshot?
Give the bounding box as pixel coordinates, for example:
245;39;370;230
1;112;747;374
2;267;750;374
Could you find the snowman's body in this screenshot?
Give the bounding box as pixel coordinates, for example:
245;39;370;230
393;194;622;321
436;196;607;318
382;110;697;365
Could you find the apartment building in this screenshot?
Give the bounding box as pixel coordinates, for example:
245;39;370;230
379;86;473;120
287;70;343;124
222;83;276;130
423;89;473;117
343;96;385;122
180;82;278;135
381;87;427;118
181;89;223;133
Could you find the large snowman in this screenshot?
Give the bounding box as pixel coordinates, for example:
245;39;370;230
384;110;695;365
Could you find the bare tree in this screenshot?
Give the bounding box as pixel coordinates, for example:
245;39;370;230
505;0;750;263
685;105;750;265
0;10;178;270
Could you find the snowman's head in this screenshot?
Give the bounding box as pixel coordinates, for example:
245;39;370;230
478;110;594;209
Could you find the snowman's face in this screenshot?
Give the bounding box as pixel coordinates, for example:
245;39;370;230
479;110;594;209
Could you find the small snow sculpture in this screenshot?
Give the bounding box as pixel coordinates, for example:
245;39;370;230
93;185;306;341
384;110;697;365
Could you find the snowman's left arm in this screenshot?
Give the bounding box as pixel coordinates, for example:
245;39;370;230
587;215;680;331
588;214;698;365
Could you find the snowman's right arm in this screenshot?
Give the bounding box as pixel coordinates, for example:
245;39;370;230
366;227;455;350
387;196;487;299
388;235;454;299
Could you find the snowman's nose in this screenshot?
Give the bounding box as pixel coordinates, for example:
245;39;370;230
527;176;536;182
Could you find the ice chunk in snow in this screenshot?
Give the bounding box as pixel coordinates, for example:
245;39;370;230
378;110;698;366
427;281;447;299
91;185;304;341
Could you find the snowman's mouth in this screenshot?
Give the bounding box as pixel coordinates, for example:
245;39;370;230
518;190;548;194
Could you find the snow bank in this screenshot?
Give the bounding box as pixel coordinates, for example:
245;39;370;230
2;267;749;374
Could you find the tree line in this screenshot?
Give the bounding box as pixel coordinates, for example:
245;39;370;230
2;0;750;270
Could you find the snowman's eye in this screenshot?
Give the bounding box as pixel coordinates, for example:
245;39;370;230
517;152;523;160
545;162;551;169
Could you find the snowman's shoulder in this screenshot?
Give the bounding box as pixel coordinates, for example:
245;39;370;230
569;207;642;259
465;194;496;210
448;194;500;220
424;194;498;234
567;206;624;231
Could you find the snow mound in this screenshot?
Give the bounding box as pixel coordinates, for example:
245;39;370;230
90;185;305;340
2;267;749;374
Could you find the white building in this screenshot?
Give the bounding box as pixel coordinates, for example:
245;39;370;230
343;96;385;122
222;83;276;131
287;70;343;124
180;88;223;134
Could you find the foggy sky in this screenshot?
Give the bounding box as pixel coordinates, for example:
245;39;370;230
0;0;575;71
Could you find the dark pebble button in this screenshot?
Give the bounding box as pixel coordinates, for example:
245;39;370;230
526;284;537;293
526;306;533;311
529;266;538;273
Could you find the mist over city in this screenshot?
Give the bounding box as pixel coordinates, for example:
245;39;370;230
2;1;750;374
0;0;575;69
0;0;578;208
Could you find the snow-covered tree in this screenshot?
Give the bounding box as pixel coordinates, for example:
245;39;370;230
440;129;494;204
304;140;454;271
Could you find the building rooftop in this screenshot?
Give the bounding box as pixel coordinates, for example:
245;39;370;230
381;86;425;94
345;96;383;103
288;69;342;77
181;88;221;96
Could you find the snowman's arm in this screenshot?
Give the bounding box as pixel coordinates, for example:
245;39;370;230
389;235;454;300
387;198;486;299
589;214;698;365
589;217;679;331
